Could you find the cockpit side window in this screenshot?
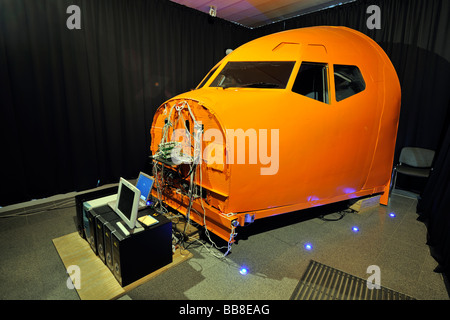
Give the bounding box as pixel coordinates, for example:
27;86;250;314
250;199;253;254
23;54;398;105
292;62;329;104
334;65;366;101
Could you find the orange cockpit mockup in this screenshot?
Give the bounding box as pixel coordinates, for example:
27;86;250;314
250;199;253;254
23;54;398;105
150;26;401;243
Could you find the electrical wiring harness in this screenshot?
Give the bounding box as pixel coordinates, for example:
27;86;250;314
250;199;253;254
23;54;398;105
152;100;236;258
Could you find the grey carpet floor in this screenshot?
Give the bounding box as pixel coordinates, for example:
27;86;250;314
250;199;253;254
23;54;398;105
0;190;448;300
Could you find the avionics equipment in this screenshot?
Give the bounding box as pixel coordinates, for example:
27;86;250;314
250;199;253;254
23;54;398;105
150;26;401;245
108;178;143;236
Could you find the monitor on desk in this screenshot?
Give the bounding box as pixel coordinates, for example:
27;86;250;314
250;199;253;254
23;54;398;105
136;172;154;204
113;178;141;230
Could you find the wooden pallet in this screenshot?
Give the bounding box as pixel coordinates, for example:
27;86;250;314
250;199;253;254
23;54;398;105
52;232;192;300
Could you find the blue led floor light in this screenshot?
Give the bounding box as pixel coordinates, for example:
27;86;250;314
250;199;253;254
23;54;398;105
239;267;249;275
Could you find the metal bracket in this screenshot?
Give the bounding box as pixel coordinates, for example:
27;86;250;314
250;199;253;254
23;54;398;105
222;212;237;218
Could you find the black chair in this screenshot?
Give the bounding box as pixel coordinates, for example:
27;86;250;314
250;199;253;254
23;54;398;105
391;147;435;193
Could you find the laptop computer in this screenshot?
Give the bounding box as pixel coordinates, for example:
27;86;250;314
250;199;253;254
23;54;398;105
135;171;155;209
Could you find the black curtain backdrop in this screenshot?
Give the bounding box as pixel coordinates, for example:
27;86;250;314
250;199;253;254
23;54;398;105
0;0;252;206
1;0;450;288
1;0;450;280
254;0;450;284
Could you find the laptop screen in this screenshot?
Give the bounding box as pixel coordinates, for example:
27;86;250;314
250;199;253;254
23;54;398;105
135;172;154;201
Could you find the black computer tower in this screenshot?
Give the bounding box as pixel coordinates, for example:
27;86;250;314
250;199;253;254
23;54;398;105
111;213;172;287
95;211;121;264
104;221;118;272
87;205;111;254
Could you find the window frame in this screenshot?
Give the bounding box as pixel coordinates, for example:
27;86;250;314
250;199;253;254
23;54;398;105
196;64;221;89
